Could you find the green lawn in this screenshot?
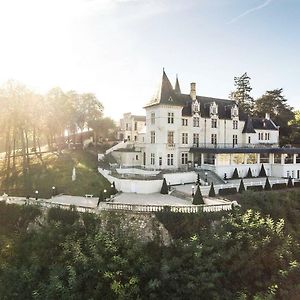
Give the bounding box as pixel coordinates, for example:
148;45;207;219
0;150;111;198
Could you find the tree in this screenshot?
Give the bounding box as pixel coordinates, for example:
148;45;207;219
259;164;267;177
208;182;216;197
238;179;245;193
230;72;254;116
254;89;294;145
193;185;204;205
161;178;168;194
232;168;239;179
289;110;300;145
88;117;116;143
264;177;272;191
246;168;253;178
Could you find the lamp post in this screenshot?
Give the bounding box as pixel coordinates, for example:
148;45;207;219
191;185;195;197
35;190;39;201
52;186;56;198
205;172;208;185
103;189;107;201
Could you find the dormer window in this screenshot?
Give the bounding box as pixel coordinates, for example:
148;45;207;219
193;100;200;113
210;102;218;116
168;96;173;102
231;105;239;118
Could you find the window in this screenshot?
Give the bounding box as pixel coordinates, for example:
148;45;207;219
233;134;238;146
134;122;137;131
150;153;155;165
182;133;188;144
168;112;174;124
265;133;268;140
134;136;137;141
248;136;251;144
127;136;131;141
211;119;217;128
151;112;155;125
167;154;174;166
126;123;129;130
181;153;188;165
260;153;269;163
193;133;199;146
159;157;162;166
233;120;238;129
136;155;139;160
259;132;264;140
150;131;155;144
211;134;217;145
193;117;199;127
167;131;174;144
182;118;188;126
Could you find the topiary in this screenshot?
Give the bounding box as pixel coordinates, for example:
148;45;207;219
231;168;239;179
264;177;272;191
160;178;169;195
246;168;253;178
238;179;245;193
287;176;294;188
259;164;267;177
208;182;216;197
193;185;204;205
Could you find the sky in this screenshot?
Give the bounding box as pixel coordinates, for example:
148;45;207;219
0;0;299;120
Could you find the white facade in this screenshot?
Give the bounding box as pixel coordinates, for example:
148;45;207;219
118;113;146;142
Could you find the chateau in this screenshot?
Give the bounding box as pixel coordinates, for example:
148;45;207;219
114;70;300;180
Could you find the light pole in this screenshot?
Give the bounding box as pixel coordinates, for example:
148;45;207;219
103;189;107;201
35;190;39;201
205;172;208;185
191;185;195;197
52;186;56;198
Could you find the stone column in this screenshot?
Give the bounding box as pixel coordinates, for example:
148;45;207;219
293;154;297;164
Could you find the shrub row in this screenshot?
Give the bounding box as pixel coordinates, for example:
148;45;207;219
294;181;300;187
272;183;287;190
219;187;237;196
247;185;264;192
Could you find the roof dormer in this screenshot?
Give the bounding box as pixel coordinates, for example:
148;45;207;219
231;104;239;118
210;102;218;116
193;100;200;113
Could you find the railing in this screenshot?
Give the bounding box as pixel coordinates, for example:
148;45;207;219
102;202;233;213
192;143;279;149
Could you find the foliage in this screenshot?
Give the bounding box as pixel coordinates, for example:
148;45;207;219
238;179;245;193
208;182;216;197
272;183;287;190
160;178;168;195
247;185;263;192
219;187;237;196
192;185;203;205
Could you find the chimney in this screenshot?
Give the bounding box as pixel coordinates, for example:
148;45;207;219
190;82;196;100
265;113;270;120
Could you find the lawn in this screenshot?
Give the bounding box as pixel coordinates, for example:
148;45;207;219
0;150;111;198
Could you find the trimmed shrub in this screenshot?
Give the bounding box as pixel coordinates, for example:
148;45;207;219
111;181;117;194
246;168;253;178
238;179;245;193
247;185;263;192
287;177;294;188
160;178;169;194
193;185;204;205
208;182;216;197
294;181;300;187
272;183;287;190
264;177;272;191
259;164;267;177
231;168;239;179
219;187;237;196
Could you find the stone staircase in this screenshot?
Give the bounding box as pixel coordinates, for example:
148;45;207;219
195;169;225;185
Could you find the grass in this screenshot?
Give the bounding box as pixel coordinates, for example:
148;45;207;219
0;150;111;198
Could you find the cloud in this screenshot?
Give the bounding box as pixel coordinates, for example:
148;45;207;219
228;0;273;24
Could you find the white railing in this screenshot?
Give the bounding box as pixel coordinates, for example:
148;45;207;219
102;202;233;213
105;141;129;155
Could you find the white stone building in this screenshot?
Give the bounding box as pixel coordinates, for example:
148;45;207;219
112;70;300;179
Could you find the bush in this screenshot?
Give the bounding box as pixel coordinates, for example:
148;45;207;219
231;168;239;179
294;181;300;187
246;168;253;178
238;179;245;193
259;164;267;177
160;178;168;194
193;185;204;205
247;185;263;192
47;206;80;225
208;182;216;197
272;183;287;190
264;177;272;191
219;187;237;196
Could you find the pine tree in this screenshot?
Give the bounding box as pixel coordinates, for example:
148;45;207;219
230;72;254;116
193;185;204;205
208;182;216;197
232;168;239;179
259;164;267;177
238;179;245;193
160;178;169;194
287;176;293;188
264;177;272;191
246;168;253;178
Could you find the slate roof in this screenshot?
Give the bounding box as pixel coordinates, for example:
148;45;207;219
145;70;278;130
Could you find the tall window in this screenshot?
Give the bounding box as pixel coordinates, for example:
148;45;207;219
211;134;217;145
134;122;137;131
259;133;264;140
193;133;199;146
181;153;188;164
151;112;155;125
193;117;199;127
168;112;174;124
150;153;155;165
167;154;174;165
150;131;155;143
182;118;188;126
167;131;174;144
126;123;129;130
182;133;188;144
248;136;251;144
233;120;238;129
233;134;238;146
211;119;217;128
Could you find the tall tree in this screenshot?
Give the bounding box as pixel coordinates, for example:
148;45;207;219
254;89;294;145
230;72;254;116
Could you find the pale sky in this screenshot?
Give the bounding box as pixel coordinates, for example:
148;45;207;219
0;0;299;120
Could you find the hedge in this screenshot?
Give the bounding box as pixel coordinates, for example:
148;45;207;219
218;187;237;196
294;181;300;187
247;185;264;192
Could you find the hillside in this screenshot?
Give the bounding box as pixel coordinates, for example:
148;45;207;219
0;150;110;198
